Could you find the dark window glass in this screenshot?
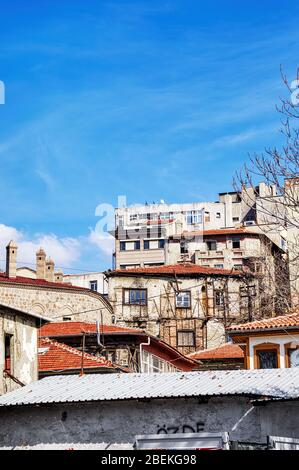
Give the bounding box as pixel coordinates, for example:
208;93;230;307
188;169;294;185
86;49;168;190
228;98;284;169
159;239;165;249
4;334;12;372
120;241;126;251
90;280;98;291
134;241;140;250
144;240;150;250
257;350;278;369
207;240;217;251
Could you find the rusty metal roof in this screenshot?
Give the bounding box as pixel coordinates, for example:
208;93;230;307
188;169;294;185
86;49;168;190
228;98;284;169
0;369;298;407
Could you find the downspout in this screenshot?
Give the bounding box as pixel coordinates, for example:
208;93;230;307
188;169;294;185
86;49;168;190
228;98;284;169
96;314;104;349
139;337;151;373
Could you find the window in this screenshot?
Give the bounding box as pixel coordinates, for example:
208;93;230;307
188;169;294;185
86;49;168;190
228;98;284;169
4;334;13;372
63;317;72;321
180;240;188;254
129;214;138;222
159;239;165;249
233;217;239;222
207;240;217;251
177;330;195;347
119;241;140;251
254;343;279;369
185;210;202;225
141;350;177;373
214;264;224;269
176;291;191;308
123;288;147;306
289;348;299;368
144;239;165;250
216;212;221;219
257;350;278;369
232;238;241;249
215;290;225;307
90;280;98;291
204;211;210;223
234;264;243;270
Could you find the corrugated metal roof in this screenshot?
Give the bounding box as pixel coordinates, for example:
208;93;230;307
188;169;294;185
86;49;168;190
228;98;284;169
0;369;298;407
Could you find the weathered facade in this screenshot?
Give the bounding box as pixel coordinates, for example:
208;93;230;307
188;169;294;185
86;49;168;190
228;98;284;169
0;241;112;323
0;303;48;395
0;370;298;449
106;264;258;355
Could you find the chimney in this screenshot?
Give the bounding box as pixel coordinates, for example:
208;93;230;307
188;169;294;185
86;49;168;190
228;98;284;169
36;248;46;280
6;240;17;278
54;269;64;283
45;257;55;282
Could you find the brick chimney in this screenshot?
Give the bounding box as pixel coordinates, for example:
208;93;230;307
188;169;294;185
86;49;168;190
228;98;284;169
45;257;55;282
6;240;17;278
36;248;46;280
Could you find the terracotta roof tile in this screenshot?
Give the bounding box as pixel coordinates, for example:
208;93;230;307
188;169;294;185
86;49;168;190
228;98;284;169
183;228;249;237
228;311;299;332
39;321;144;337
38;338;116;372
109;263;240;277
0;272;93;292
188;343;244;360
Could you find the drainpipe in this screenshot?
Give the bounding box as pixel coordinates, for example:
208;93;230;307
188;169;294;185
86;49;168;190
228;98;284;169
139;337;151;373
96;315;104;349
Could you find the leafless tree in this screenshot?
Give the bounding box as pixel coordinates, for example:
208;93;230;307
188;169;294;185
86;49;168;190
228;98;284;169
234;67;299;309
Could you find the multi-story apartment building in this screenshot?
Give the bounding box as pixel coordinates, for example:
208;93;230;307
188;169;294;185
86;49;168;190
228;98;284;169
112;183;285;271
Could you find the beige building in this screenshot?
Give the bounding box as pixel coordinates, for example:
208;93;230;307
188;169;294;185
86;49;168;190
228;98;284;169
0;303;48;395
112;183;285;270
0;242;112;323
106;264;259;355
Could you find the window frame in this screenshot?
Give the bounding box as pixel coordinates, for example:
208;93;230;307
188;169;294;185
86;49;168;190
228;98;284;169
89;280;98;291
177;330;195;347
207;240;217;251
123;288;148;306
175;290;191;309
253;343;280;369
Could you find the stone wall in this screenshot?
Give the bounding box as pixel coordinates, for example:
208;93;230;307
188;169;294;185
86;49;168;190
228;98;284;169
0;283;112;324
0;397;298;449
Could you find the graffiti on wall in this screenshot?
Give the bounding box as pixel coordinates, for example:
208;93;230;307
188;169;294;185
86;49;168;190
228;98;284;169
157;422;204;434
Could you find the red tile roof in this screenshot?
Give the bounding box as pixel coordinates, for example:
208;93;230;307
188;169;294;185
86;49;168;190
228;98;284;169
228;312;299;332
109;263;241;277
183;228;249;237
188;343;244;360
0;272;94;293
39;321;144;338
38;338;116;372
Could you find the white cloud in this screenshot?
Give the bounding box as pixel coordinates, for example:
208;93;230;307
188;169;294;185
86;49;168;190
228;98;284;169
0;224;81;270
0;224;115;273
88;230;115;257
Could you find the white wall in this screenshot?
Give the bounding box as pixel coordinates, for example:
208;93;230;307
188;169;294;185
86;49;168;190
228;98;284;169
248;334;299;369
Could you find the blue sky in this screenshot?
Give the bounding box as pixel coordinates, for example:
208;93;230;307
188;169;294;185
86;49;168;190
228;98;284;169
0;0;298;271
